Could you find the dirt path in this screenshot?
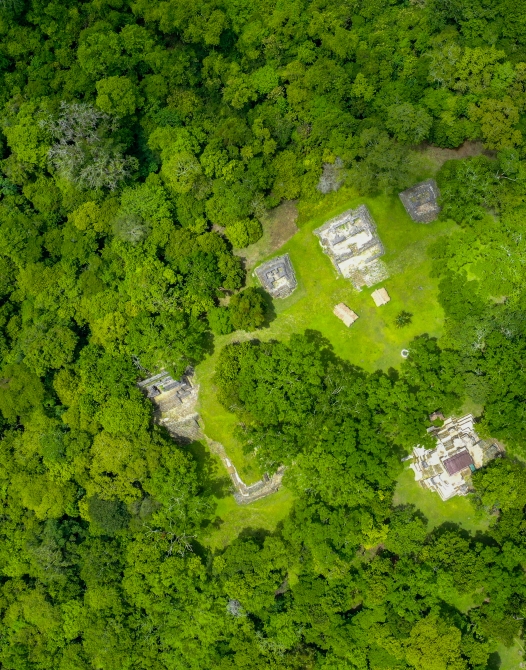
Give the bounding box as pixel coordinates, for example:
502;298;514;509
418;140;496;169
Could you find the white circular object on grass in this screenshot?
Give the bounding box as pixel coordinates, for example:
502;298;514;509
401;349;409;359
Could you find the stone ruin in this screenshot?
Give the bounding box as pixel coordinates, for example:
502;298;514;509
137;370;200;443
139;370;286;504
255;253;297;299
313;204;388;291
399;179;441;223
408;414;504;501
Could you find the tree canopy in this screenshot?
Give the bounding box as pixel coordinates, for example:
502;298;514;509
1;0;526;668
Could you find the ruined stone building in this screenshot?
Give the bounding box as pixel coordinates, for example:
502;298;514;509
139;370;286;504
137;370;200;442
313;205;388;291
255;253;297;299
408;414;503;500
399;179;441;223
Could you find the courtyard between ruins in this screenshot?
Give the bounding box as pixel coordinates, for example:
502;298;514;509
195;188;458;502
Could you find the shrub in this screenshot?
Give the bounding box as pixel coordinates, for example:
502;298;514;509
395;310;413;328
225;218;263;248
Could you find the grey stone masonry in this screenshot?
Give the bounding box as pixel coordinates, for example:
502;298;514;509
255;253;297;299
313;204;388;291
137;370;193;402
399;179;441;223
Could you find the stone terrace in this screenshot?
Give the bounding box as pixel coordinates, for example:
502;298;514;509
255;253;297;299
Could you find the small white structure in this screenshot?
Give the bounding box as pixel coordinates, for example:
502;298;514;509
371;287;390;306
313;205;388;291
401;349;409;358
333;302;359;327
408;414;503;500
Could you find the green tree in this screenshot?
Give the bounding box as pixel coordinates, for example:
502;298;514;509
386;103;433;145
207;306;233;335
88;496;130;534
229;288;267;331
395;310;413;328
96;76;142;117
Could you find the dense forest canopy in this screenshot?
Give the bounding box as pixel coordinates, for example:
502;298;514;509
1;0;526;668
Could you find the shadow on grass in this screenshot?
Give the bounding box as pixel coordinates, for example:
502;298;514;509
304;329;366;376
487;652;501;669
428;521;471;541
185;440;232;499
237;526;273;545
259;287;277;328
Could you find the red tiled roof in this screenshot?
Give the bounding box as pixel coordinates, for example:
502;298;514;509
442;450;474;476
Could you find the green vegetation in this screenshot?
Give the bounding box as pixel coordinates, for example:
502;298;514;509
197;188;455;477
206;486;295;551
0;0;526;668
393;467;491;534
396;310;414;329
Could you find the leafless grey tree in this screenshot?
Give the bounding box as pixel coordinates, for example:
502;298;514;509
113;212;150;244
41;102;137;190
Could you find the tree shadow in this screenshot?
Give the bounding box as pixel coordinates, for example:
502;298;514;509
387;367;399;382
303;329;367;376
428;521;471;541
185;440;232;499
236;526;273;545
258;287;277;328
487;652;502;669
201;328;215;358
389;503;429;526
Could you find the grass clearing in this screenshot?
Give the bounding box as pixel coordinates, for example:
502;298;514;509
197;187;458;482
393;467;492;534
491;639;525;670
235;200;299;270
203;486;294;551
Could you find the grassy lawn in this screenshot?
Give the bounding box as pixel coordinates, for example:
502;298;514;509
197;186;458;482
393;467;491;534
491;640;525;670
203;485;295;551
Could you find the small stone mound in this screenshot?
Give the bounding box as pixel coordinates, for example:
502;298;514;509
317;157;344;194
255;253;297;299
399;179;441;223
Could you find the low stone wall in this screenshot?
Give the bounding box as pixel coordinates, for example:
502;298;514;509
150;378;284;505
205;437;285;505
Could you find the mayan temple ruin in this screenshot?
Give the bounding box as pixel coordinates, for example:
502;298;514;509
255;253;297;299
313;205;388;291
408;414;504;500
399;179;441;223
138;370;285;504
